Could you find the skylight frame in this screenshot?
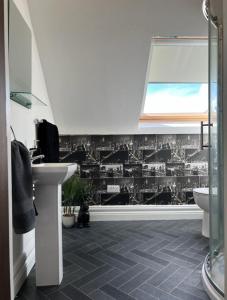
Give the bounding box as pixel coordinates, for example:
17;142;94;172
140;82;209;123
140;36;209;123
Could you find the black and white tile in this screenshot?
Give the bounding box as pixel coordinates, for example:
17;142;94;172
59;134;208;206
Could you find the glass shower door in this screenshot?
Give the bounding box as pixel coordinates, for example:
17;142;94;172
208;8;224;294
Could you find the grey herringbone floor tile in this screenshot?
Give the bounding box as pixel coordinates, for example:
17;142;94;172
126;251;165;271
89;289;114;300
101;284;135;300
113;238;142;254
40;267;89;296
130;289;156;300
64;253;98;271
76;251;105;267
48;291;71;300
126;229;154;241
171;288;208;300
173;237;201;252
80;268;121;294
176;282;210;300
165;235;192;250
131;249;169;266
102;240;119;249
99;231;126;242
135;240;159;251
119;268;156;293
140;283;180;300
147;263;179;287
153;250;199;269
87;246;104;255
72;264;111;288
149;228;178;239
184;246;209;257
161;248;201;265
183;269;204;287
110;264;146;288
158;267;192;292
146;239;170;253
182;249;205;262
93;251;132;271
17;220;209;300
102;249;137;266
61;285;92;300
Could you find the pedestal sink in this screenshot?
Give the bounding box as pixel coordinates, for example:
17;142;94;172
32;163;77;286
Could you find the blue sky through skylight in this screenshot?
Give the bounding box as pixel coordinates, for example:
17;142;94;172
143;83;208;114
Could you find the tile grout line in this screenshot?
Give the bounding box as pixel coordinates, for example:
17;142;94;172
116;265;150;289
167;261;206;298
52;290;72;300
128;265;179;297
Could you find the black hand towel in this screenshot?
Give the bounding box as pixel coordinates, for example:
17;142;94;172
37;120;59;162
11;140;36;234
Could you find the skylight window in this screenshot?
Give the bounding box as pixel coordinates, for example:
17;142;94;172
140;37;208;122
143;83;208;114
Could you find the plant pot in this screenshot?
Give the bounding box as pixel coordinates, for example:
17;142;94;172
62;215;75;228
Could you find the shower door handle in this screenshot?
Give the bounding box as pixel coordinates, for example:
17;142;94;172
200;121;213;150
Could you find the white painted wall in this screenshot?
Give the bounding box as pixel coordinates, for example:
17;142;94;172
9;0;208;294
10;0;54;295
28;0;208;135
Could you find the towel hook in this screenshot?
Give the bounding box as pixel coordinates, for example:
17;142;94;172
10;126;17;140
34;119;44;124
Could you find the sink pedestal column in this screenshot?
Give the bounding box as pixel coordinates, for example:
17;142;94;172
35;184;63;286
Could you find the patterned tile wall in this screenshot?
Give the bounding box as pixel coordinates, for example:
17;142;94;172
59;134;208;205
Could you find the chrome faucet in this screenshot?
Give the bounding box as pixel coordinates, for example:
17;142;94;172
31;154;45;163
29;148;45;163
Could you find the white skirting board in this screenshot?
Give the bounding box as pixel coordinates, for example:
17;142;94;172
75;204;203;221
14;204;202;295
14;240;35;296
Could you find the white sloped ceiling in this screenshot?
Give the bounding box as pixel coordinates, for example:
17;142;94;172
28;0;207;134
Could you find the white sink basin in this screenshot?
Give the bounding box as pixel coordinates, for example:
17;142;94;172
32;163;77;185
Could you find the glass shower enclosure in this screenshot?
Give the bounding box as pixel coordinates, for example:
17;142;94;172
202;0;224;298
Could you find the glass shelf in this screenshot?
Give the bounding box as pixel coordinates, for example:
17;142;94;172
10;92;47;109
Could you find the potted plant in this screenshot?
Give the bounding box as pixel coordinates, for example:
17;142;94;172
62;175;92;228
62;202;75;228
62;176;77;228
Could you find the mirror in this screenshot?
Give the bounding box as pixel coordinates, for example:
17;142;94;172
9;0;46;109
9;0;32;108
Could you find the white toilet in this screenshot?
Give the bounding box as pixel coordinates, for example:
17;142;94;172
193;188;209;238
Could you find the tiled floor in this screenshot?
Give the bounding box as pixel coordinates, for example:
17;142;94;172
17;220;210;300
